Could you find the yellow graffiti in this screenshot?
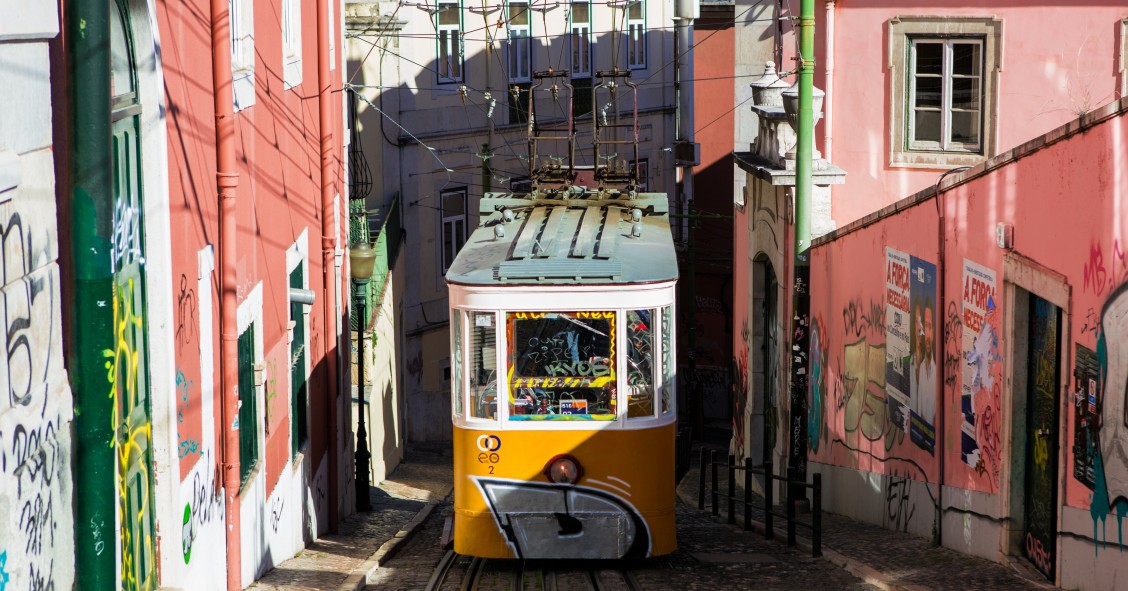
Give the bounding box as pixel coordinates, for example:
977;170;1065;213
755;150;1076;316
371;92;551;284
103;278;155;591
841;339;904;451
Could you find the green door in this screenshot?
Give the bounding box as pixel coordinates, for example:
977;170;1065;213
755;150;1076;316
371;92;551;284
1023;294;1061;581
111;1;156;587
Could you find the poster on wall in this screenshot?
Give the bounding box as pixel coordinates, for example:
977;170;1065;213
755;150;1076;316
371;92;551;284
909;256;937;454
961;259;997;468
885;247;911;435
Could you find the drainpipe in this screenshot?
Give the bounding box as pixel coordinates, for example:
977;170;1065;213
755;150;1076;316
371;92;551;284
318;0;342;531
787;0;814;500
933;165;968;547
210;0;242;587
823;0;834;163
68;0;116;586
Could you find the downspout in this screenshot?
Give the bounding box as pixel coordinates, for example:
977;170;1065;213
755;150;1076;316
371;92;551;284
675;0;698;432
787;0;814;498
210;0;242;587
318;0;342;531
933;165;968;547
68;0;116;586
823;0;834;163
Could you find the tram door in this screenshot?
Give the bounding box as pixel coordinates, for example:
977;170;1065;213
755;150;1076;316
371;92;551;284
1023;294;1061;581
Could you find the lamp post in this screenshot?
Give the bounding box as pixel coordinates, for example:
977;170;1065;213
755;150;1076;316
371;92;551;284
349;241;377;512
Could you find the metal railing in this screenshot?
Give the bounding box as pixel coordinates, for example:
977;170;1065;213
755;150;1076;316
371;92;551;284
697;449;822;557
350;194;402;331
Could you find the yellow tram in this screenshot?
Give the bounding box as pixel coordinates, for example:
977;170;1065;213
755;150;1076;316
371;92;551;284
445;186;679;560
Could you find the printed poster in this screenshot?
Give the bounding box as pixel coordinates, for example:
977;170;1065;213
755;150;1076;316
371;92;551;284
909;256;937;454
885;247;911;435
961;259;997;468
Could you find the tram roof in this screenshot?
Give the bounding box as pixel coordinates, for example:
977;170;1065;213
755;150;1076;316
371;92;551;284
445;190;679;286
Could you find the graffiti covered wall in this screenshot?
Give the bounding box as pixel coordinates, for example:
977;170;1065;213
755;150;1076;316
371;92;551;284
0;9;76;589
808;100;1128;588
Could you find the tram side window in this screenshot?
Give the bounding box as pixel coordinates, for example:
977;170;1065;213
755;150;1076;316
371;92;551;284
661;305;673;415
452;309;463;415
507;311;617;421
627;309;655;418
470;312;497;419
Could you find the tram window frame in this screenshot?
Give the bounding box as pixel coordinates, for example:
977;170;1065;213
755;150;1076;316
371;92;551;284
506;311;618;421
661;305;674;415
469;311;498;421
451;308;463;416
626;308;657;419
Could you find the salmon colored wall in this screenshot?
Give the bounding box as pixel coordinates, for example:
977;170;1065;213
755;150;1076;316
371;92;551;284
811;103;1127;536
157;0;344;499
808;199;941;486
817;2;1126;226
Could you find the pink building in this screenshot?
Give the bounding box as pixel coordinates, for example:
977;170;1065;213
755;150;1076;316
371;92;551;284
734;3;1128;587
807;96;1128;591
53;0;353;587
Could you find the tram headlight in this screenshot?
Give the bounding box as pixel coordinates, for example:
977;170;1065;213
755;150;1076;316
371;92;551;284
544;454;583;484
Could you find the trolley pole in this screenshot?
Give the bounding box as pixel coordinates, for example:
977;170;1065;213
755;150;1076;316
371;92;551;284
787;0;815;503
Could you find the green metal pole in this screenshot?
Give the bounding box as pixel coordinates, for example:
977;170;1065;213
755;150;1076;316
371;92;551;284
68;0;117;586
787;0;815;500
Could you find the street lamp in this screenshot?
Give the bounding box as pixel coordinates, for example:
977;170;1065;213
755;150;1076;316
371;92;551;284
349;241;377;512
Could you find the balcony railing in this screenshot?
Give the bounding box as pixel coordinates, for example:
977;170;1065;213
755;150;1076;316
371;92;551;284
350;194;402;331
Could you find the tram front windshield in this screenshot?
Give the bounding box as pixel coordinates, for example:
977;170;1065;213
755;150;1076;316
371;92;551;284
507;311;616;420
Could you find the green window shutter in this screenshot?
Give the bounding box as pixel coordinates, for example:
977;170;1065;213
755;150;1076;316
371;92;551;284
290;266;308;457
238;326;258;487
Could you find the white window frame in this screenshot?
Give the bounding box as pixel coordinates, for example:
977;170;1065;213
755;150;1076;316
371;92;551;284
282;0;302;89
626;0;645;70
231;0;255;110
887;16;1001;169
570;1;591;79
436;0;463;83
440;187;468;274
508;0;531;83
908;38;983;153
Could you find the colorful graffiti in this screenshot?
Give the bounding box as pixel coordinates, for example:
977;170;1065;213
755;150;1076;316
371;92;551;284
180;452;223;564
840;338;901;451
104;279;155;590
176;370;202;459
1089;282;1128;546
732;321;749;459
808;316;828;452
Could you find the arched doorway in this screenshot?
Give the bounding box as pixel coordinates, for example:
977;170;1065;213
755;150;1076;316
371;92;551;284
751;255;779;468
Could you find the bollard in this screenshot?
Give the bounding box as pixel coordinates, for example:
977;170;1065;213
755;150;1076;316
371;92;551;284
698;447;707;510
743;457;753;531
813;473;822;557
764;460;774;540
710;450;719;517
787;493;796;547
727;454;736;524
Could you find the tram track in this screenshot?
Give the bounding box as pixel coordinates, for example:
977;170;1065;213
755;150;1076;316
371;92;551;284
426;551;644;591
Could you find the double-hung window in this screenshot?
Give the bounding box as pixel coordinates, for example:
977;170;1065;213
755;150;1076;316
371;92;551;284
440;187;468;274
508;1;532;123
909;39;982;152
887;16;1001;168
570;1;592;116
282;0;301;88
437;0;462;83
626;0;645;69
230;0;255;110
